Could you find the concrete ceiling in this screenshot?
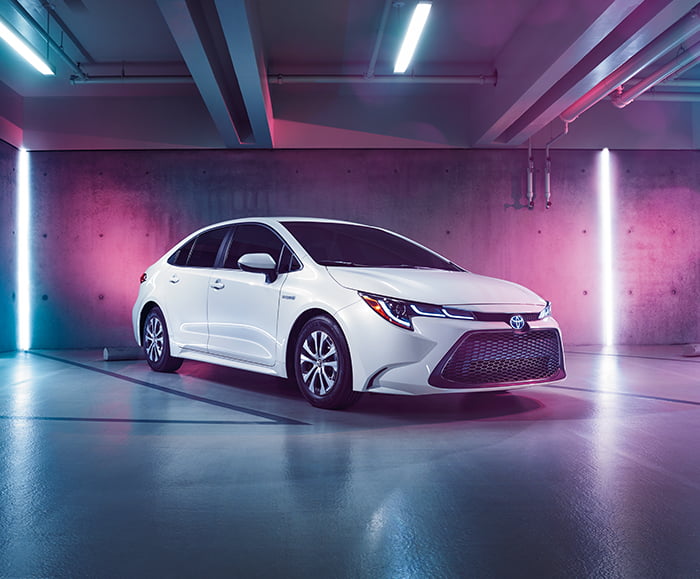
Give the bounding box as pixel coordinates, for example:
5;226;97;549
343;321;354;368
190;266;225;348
0;0;699;150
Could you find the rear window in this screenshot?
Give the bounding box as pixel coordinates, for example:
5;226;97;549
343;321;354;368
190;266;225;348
282;221;461;271
168;227;229;268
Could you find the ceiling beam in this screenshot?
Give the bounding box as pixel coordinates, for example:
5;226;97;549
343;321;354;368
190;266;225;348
214;0;272;147
472;0;699;147
156;0;271;148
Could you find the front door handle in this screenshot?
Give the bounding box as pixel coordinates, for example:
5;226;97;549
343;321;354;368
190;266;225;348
210;279;225;290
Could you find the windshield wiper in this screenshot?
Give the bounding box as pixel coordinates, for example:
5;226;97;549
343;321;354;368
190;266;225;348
316;260;368;267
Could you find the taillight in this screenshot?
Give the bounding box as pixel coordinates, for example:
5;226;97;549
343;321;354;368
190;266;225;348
140;273;148;284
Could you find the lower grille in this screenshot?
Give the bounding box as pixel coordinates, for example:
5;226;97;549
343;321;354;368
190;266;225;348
429;329;565;388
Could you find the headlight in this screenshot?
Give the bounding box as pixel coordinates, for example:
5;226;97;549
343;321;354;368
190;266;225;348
359;293;475;331
538;301;552;319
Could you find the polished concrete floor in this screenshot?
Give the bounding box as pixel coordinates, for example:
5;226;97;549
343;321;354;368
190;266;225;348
1;346;699;578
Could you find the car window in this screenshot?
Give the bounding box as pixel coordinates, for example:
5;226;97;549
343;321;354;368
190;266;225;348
278;245;302;274
169;227;228;268
223;224;285;270
168;238;195;266
282;221;462;271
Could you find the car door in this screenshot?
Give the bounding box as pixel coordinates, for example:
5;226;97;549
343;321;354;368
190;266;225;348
162;226;229;353
207;223;288;366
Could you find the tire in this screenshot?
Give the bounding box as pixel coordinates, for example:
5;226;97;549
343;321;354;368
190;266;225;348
143;307;183;373
294;316;361;410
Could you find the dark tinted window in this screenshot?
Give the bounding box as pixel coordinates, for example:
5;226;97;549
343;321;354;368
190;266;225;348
283;221;461;271
279;245;302;274
186;227;229;268
224;224;285;270
169;238;195;266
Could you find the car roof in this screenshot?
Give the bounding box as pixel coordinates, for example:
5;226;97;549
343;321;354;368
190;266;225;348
205;216;372;228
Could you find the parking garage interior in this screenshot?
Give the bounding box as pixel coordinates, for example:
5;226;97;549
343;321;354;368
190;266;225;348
0;0;699;577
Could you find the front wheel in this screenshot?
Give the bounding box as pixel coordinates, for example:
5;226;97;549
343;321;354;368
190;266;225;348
143;307;183;372
294;316;361;410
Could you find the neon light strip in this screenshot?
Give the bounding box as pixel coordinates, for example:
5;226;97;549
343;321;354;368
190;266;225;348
0;19;54;76
599;148;615;346
394;1;432;74
17;148;31;351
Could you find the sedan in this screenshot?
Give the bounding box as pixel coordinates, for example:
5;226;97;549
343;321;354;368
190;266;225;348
132;218;566;409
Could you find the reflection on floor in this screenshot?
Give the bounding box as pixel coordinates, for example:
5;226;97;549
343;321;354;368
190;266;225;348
1;346;698;578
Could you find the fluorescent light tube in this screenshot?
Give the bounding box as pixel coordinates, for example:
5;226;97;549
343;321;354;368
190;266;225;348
0;18;54;76
17;148;31;351
394;1;432;74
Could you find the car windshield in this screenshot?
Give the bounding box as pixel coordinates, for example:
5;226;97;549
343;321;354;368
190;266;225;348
282;221;462;271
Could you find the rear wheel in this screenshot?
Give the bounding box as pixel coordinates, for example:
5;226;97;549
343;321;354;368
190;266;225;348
143;307;183;372
294;316;361;409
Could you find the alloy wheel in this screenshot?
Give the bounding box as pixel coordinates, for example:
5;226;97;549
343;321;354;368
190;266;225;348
144;315;164;363
299;330;338;396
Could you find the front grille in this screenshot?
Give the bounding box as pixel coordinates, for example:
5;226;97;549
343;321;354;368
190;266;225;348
472;311;539;323
429;329;565;388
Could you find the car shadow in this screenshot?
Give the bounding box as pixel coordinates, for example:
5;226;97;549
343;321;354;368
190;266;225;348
177;361;596;424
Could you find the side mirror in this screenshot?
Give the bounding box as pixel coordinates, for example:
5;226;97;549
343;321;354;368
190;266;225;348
238;253;278;283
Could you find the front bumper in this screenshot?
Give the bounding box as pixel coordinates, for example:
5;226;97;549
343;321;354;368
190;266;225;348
336;301;566;395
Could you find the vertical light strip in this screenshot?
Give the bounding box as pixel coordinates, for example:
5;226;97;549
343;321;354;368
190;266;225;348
17;148;31;351
394;1;432;74
599;148;615;346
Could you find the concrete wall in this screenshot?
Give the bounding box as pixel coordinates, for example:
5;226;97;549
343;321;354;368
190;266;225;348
0;141;17;351
28;148;699;349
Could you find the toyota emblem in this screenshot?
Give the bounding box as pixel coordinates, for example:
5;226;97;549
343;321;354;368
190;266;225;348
509;315;526;330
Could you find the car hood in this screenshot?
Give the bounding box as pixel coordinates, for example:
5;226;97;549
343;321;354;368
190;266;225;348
327;267;545;308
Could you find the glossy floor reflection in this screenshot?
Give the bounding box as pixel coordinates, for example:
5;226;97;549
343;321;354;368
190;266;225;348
1;347;698;578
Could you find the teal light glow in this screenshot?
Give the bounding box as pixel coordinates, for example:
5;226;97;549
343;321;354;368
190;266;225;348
394;1;432;74
17;148;31;351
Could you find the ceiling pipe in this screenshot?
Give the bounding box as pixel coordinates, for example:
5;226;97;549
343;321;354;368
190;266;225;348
366;0;393;78
661;77;700;87
611;41;700;108
269;73;497;85
560;4;700;123
628;90;700;101
7;0;86;79
71;75;194;84
543;122;569;209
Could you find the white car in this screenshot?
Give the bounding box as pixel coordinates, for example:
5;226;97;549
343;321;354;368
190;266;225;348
132;218;566;409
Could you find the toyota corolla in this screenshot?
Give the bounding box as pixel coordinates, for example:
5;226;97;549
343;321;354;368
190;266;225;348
132;218;566;409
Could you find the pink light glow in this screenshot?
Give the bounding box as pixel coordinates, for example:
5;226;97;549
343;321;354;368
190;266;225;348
599;148;615;346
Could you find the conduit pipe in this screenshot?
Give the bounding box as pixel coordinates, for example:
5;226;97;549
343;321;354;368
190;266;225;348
661;77;700;87
560;4;700;123
366;0;393;78
71;75;194;84
543;122;569;209
611;40;700;108
527;140;535;209
269;73;497;85
630;90;700;101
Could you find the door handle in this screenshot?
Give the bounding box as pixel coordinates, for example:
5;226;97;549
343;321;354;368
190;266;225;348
210;279;225;290
169;274;180;284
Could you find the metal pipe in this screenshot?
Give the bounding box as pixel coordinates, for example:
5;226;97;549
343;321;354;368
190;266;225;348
543;122;569;209
269;73;497;85
611;41;700;108
560;4;700;123
7;0;86;79
628;91;700;101
661;78;700;88
527;140;535;209
366;0;393;78
71;75;194;84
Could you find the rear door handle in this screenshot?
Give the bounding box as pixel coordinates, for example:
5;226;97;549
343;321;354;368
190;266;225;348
210;279;225;290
